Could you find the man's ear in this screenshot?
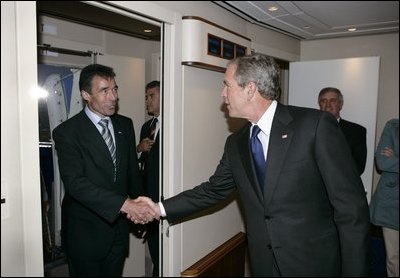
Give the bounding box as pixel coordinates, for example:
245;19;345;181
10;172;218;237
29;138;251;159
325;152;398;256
246;82;257;100
81;90;90;102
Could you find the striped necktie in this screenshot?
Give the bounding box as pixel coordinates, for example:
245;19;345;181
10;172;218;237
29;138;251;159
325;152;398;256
99;118;116;166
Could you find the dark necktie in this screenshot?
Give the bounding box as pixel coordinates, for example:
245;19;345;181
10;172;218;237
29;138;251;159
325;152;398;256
148;118;158;140
141;118;158;171
99;118;116;166
250;125;266;192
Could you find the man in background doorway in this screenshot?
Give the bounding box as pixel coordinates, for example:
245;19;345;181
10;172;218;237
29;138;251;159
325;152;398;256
136;80;161;277
318;87;367;175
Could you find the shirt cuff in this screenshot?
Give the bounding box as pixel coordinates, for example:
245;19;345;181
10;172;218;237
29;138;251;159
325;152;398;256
158;202;167;217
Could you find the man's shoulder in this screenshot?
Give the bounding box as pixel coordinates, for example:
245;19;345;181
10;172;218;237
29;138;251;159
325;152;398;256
53;111;85;133
112;114;133;124
340;119;366;132
386;118;399;128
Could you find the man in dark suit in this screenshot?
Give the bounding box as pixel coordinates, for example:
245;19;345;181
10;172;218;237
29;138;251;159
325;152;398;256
318;87;367;175
136;80;161;277
143;53;370;276
52;64;155;277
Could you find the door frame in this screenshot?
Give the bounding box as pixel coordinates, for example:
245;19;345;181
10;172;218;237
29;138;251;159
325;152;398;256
16;1;183;276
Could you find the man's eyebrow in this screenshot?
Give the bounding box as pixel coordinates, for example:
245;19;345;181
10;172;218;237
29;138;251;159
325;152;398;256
99;85;109;91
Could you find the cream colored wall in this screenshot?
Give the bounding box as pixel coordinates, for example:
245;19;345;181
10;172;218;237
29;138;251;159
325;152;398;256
247;23;301;61
1;2;43;276
300;33;399;191
155;1;247;35
181;66;246;269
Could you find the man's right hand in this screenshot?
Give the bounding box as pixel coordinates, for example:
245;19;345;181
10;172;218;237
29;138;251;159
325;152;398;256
120;196;160;224
136;138;154;153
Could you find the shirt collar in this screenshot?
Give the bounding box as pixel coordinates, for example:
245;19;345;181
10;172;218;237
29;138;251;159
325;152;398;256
85;105;110;126
252;100;277;136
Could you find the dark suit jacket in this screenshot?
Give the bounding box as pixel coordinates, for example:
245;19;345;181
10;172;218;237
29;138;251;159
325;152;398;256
52;110;143;261
139;118;160;203
339;118;367;175
138;119;160;276
163;103;370;276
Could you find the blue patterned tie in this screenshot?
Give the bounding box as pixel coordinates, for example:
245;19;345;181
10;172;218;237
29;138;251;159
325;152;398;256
250;125;265;192
99;119;116;166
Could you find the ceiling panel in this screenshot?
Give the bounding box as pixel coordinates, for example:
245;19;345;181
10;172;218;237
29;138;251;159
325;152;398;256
214;1;399;40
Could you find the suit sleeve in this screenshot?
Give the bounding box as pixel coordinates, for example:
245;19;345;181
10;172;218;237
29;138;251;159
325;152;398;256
315;113;370;276
127;119;144;197
375;121;399;174
163;140;237;223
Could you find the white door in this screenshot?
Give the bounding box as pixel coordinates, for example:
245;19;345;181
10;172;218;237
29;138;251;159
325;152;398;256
288;57;380;202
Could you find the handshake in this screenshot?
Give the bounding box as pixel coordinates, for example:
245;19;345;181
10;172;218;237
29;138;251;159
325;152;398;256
121;196;161;224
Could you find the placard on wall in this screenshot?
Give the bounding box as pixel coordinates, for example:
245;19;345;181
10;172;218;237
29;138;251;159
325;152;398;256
182;16;251;72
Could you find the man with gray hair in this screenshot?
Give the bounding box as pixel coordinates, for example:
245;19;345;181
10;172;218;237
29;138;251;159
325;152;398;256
141;53;370;276
318;87;367;175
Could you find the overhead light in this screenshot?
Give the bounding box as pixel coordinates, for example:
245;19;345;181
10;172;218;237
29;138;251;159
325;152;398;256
268;6;278;12
144;29;152;33
348;28;357;32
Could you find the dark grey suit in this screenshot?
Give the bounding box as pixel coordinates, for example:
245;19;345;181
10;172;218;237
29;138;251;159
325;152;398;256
163;103;370;276
53;109;143;276
139;118;160;277
339;118;367;175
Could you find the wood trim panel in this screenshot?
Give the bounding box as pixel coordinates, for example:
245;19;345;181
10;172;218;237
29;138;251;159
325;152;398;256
181;61;226;73
181;232;247;277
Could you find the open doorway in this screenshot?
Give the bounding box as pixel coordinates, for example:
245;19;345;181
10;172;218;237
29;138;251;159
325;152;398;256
36;2;162;276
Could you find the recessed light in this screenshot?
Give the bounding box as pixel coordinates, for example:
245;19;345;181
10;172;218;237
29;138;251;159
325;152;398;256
268;6;278;12
144;29;152;33
348;28;357;32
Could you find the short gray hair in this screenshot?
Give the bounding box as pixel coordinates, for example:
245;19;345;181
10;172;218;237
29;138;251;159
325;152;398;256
227;53;281;100
318;87;343;104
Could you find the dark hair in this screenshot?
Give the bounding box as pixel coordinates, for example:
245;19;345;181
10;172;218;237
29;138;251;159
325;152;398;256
146;80;160;91
227;53;281;100
79;64;116;93
318;87;343;104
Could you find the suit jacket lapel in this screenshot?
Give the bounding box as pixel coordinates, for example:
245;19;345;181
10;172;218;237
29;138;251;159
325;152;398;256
264;104;294;208
78;111;115;166
111;117;123;168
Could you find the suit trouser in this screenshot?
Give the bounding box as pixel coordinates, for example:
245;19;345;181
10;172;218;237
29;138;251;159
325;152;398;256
382;227;399;277
67;230;126;277
147;221;159;277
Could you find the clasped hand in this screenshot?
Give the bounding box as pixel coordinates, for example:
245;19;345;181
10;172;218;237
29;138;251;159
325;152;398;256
137;138;154;152
121;196;160;224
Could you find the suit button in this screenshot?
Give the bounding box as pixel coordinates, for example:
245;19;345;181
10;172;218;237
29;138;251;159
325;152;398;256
265;216;271;220
267;244;272;249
